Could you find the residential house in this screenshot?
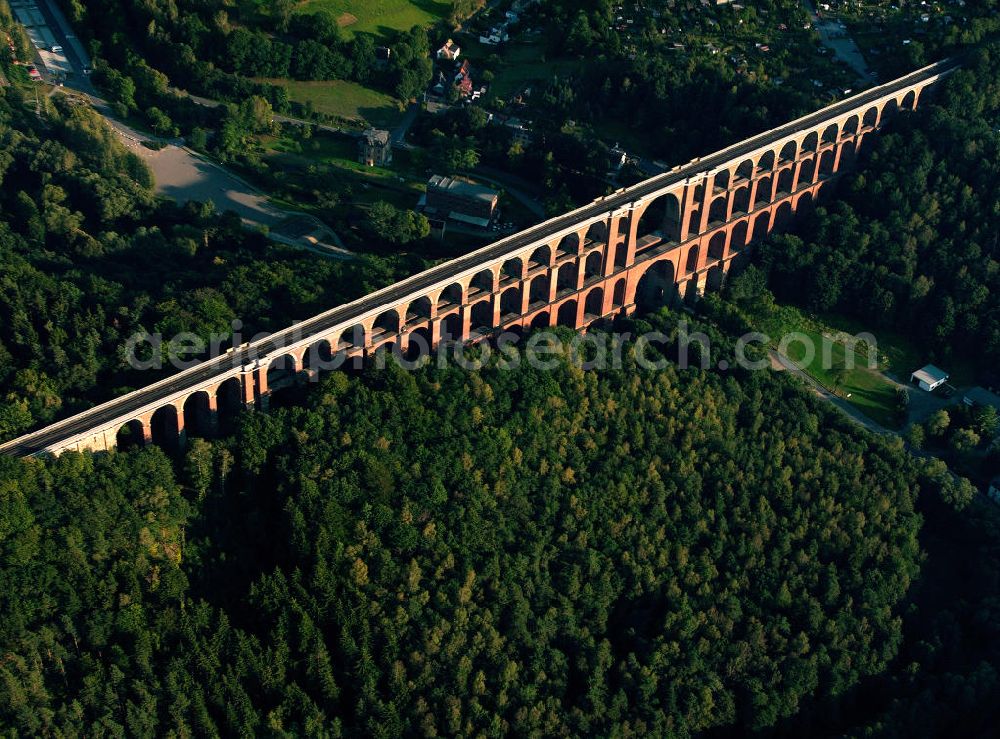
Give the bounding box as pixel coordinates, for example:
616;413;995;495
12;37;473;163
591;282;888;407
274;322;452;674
437;39;461;61
358;128;392;167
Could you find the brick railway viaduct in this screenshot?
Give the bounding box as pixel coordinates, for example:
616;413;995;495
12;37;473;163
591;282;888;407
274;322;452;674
0;60;958;457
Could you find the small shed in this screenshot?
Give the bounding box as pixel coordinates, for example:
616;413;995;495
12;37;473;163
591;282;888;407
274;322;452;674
911;364;949;392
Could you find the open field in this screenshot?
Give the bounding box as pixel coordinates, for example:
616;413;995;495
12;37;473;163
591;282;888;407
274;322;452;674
755;303;902;427
816;312;977;387
261;131;426;210
782;325;899;427
260;79;403;128
463;40;578;100
294;0;451;37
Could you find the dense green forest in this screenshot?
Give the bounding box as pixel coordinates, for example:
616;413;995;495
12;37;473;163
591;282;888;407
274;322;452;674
0;315;965;735
5;4;1000;735
0;92;413;443
756;44;1000;372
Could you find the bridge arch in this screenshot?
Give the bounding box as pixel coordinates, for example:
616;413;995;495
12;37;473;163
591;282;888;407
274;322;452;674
584;286;605;319
612;277;628;309
529;244;553;270
862;106;879;128
713;169;731;192
684;245;700;275
756;150;775;173
776;167;795;195
500;286;523;320
635;190;682;243
373;309;401;337
818;149;837;177
901;90;917;110
501;257;524;283
405;296;433;323
584;250;604;282
556;299;579;328
439;283;463;311
183;391;214;439
405;326;433;361
802;130;819;153
557;260;579;294
840;141;858;169
733;185;751;214
754;176;773;208
469;269;495;297
525;309;550;331
216;377;243;431
636;258;678;311
880;98;899;123
778;140;797;164
774;200;794;231
751;211;772;243
340;324;366;350
708;231;727;262
470;299;494;334
843;114;860;136
735;159;754;181
116;419;147;452
586;220;608;245
708;195;728;224
440;313;463;343
151;405;181;452
528;273;551;306
556;232;580;258
730;219;750;252
267;353;302;400
798;154;816;182
305;338;334;371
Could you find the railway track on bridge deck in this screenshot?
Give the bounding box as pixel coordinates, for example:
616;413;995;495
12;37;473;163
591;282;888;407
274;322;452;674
0;59;961;457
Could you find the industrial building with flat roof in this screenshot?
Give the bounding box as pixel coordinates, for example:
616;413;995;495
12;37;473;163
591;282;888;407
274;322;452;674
423;175;499;228
910;364;949;392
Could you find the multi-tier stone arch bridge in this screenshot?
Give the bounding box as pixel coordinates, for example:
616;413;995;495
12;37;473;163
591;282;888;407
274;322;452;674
1;60;958;457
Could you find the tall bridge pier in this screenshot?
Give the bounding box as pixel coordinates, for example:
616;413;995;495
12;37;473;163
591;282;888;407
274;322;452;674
0;60;957;458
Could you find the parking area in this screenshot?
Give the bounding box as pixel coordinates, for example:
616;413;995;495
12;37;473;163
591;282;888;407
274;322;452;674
9;0;92;85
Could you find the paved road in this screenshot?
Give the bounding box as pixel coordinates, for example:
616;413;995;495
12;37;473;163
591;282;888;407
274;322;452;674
25;0;291;229
0;59;959;457
392;102;420;148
